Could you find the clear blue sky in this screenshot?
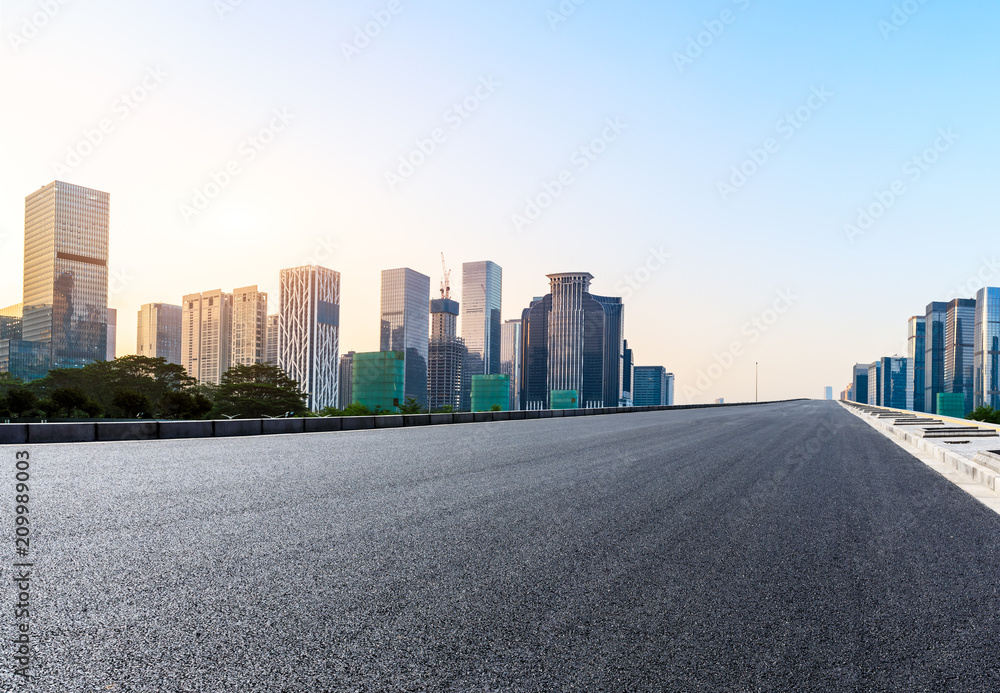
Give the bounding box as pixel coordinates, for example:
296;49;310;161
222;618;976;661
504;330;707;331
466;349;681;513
0;0;996;402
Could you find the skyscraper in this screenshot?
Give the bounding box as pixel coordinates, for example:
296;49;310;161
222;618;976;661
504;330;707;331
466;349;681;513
21;181;110;374
944;297;976;415
338;351;355;409
265;314;279;365
924;301;948;412
881;356;908;409
633;366;673;406
181;289;232;385
500;319;522;411
380;268;430;407
622;339;634;406
106;308;117;361
428;295;465;411
867;361;882;406
593;294;624;408
852;363;869;404
136;303;182;365
230;285;268;366
906;316;925;411
460;261;501;409
280;265;340;411
974;287;1000;409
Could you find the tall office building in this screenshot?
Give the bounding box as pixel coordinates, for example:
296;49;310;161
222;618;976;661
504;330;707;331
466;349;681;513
867;361;882;407
634;366;673;406
106;308;117;360
906;316;926;411
500;319;522;411
852;363;869;404
944;297;976;415
230;285;268;366
428;295;465;411
181;289;233;385
265;314;279;365
380;268;430;407
593;295;625;408
460;261;502;410
881;356;908;409
337;351;355;409
136;303;182;365
19;181;110;374
520;294;552;410
280;265;340;411
924;301;948;412
974;287;1000;409
622;339;634;406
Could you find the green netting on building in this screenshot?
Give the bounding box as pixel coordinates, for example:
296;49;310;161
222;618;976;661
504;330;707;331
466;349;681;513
936;392;966;418
550;390;578;410
352;351;405;411
471;374;510;412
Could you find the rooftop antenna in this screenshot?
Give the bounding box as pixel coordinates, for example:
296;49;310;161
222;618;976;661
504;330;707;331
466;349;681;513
440;252;451;299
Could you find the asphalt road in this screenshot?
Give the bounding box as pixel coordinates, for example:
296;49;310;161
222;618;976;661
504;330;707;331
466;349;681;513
3;400;1000;691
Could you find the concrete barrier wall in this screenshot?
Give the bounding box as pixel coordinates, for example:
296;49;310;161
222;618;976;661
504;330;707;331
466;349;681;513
0;400;806;445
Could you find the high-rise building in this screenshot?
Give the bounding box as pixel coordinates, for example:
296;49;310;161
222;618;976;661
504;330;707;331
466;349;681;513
182;289;233;385
944;297;976;415
428;296;465;411
824;386;833;401
265;314;279;365
880;356;908;409
279;265;340;412
633;366;672;406
460;261;502;409
622;339;634;406
867;361;882;407
136;303;182;365
593;295;625;408
380;268;430;407
106;308;117;360
337;351;355;409
974;287;1000;410
19;181;110;375
500;319;522;411
852;363;869;404
906;316;926;411
230;285;268;366
0;304;23;341
520;294;551;410
924;301;948;412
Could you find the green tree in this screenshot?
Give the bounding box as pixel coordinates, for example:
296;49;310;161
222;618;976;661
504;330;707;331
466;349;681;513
49;387;92;418
111;390;152;418
4;388;38;418
159;390;213;420
490;404;502;411
398;396;424;415
968;406;1000;424
214;363;307;419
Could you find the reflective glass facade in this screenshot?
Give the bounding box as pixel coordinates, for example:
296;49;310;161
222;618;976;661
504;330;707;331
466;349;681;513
500;319;522;410
136;303;182;366
944;298;976;415
460;261;502;409
337;351;355;409
634;366;671;406
852;363;868;404
352;351;405;411
21;181;109;374
937;392;966;418
867;361;882;407
622;340;634;405
520;295;552;410
593;295;625;408
974;287;1000;409
881;356;908;409
380;268;430;407
906;317;925;411
266;314;279;366
924;301;948;412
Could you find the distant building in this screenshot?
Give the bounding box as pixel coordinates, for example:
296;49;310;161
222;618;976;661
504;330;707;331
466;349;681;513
715;398;725;405
592;294;625;409
500;319;522;411
106;308;117;360
428;296;465;411
880;356;908;409
182;289;232;385
634;366;672;406
337;351;355;409
460;261;502;409
231;286;268;367
937;392;966;418
279;265;340;412
924;301;948;412
471;374;510;411
852;364;869;404
974;287;1000;409
352;351;404;411
906;316;926;411
381;268;430;407
265;314;279;365
824;386;833;401
944;298;976;415
621;339;634;406
137;303;182;365
867;361;882;406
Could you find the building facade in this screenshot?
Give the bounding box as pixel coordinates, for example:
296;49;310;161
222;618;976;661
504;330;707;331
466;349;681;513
136;303;182;365
622;339;634;406
633;366;673;406
867;361;882;407
428;297;465;411
593;294;625;409
279;265;341;411
974;287;1000;410
230;285;268;367
352;351;404;411
265;314;279;365
906;316;925;411
181;289;232;385
380;268;430;407
500;319;522;411
106;308;117;360
881;356;908;409
460;261;502;410
944;297;976;415
924;301;948;413
337;351;355;409
852;363;869;404
546;273;606;408
471;374;510;412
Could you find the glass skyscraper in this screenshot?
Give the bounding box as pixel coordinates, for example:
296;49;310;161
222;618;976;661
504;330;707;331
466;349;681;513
944;297;976;415
279;265;341;411
852;363;869;404
500;319;522;411
593;295;625;409
867;361;882;407
974;287;1000;410
905;316;925;411
924;301;948;412
633;366;673;406
19;181;110;375
460;261;502;410
380;268;430;407
881;356;908;409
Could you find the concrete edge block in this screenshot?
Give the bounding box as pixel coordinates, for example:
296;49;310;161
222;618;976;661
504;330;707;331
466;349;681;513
0;425;29;445
96;422;159;441
429;413;453;425
262;418;306;435
403;414;431;426
28;423;97;444
491;411;511;422
157;420;214;439
453;413;474;424
342;416;376;430
508;411;526;421
214;419;263;437
304;418;343;433
375;415;404;429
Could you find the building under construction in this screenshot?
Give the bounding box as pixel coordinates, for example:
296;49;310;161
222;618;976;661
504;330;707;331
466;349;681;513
428;255;466;411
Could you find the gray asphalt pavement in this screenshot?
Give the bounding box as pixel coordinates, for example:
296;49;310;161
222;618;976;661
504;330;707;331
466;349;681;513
4;400;1000;691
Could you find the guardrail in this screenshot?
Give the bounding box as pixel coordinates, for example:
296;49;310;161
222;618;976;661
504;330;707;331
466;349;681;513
0;399;806;445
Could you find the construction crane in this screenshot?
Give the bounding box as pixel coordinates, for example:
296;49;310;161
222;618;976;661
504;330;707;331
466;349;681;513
440;252;451;299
